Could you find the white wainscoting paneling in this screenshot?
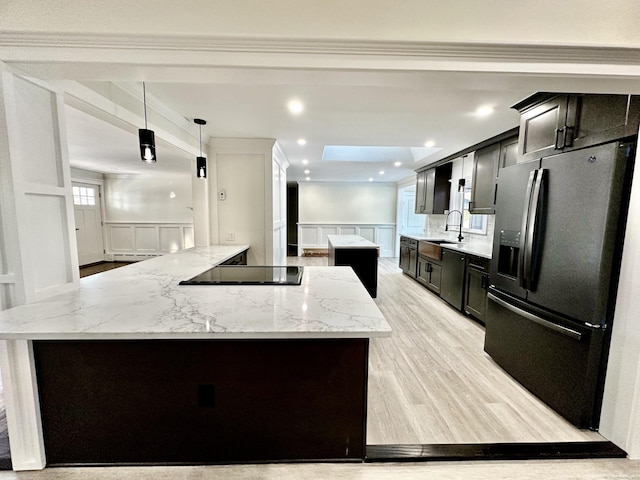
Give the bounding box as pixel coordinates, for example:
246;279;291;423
105;222;194;261
297;223;396;257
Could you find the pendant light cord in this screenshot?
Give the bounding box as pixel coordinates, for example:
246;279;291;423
143;82;148;129
199;124;202;156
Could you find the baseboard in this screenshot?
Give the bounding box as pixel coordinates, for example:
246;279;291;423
365;441;627;462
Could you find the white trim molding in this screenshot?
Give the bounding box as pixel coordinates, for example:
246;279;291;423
104;222;194;261
298;223;396;257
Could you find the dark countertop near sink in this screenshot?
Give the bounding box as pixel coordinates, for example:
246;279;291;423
401;234;493;259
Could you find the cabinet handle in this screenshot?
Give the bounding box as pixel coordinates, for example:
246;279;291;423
554;127;565;149
564;125;575;147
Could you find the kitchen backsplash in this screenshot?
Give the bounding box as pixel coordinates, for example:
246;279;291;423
424;214;495;249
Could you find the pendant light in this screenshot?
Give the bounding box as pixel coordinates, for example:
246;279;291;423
194;118;207;178
138;82;156;163
458;154;466;192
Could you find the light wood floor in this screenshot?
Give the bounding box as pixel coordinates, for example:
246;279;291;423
1;459;640;480
290;255;603;444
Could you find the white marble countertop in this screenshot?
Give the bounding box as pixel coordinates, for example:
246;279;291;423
401;234;493;259
441;242;493;259
0;245;391;340
327;235;379;249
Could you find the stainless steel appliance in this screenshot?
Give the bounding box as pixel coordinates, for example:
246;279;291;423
486;139;635;429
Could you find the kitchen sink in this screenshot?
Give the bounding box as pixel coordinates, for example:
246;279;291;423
418;239;448;260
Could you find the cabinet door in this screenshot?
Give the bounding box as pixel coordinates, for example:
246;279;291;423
433;163;452;214
465;268;488;322
414;171;427;214
416;257;429;286
569;95;640;150
470;143;500;214
408;246;418;277
423;168;436;214
427;261;442;295
399;245;408;271
518;95;569;163
440;250;465;310
500;135;519;169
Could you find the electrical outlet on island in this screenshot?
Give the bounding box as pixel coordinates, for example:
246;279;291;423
224;232;235;241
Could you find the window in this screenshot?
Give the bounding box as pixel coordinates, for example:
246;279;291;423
458;185;487;234
449;154;487;235
72;186;96;206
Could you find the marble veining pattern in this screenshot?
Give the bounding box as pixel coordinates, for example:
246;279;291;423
327;234;379;249
0;246;390;340
401;234;492;259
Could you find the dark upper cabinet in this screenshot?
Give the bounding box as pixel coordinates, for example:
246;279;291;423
415;163;452;214
499;135;519;169
469;144;500;214
469;134;519;215
515;93;640;163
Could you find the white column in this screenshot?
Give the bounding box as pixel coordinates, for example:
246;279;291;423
0;340;46;470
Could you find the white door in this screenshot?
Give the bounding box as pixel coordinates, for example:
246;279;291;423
72;182;105;266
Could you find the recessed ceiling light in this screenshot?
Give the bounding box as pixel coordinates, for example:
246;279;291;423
305;176;311;181
304;169;310;174
368;177;374;182
298;139;307;146
302;159;309;164
287;99;304;115
475;105;494;117
424;140;436;148
394;161;402;167
379;170;385;175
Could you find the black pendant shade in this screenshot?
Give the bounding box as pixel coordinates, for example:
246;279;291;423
194;118;207;178
139;128;156;163
197;156;207;178
139;82;156;163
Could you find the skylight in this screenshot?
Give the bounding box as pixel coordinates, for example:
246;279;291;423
321;145;441;163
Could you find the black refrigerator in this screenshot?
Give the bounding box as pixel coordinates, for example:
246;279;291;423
485;139;635;429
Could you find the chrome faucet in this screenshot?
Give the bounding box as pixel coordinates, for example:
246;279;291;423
445;210;464;242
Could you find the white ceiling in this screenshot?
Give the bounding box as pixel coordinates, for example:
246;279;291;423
60;67;640;183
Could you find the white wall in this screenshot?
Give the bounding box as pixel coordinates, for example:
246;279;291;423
2;1;639;48
299;182;396;224
211;138;282;266
104;173;193;223
297;182;397;257
600;137;640;458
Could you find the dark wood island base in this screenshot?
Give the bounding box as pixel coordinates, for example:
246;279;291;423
33;339;369;465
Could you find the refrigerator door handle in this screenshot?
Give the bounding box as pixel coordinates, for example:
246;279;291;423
518;169;538;289
523;168;546;290
488;292;582;341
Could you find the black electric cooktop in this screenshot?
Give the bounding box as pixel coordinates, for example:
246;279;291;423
179;265;304;286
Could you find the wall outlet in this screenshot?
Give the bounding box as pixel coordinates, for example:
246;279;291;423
224;232;235;241
218;190;226;201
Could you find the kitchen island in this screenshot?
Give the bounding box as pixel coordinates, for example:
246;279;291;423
328;235;380;298
0;245;391;470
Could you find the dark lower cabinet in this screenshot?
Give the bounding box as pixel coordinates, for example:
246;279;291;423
34;339;368;465
417;255;442;295
221;249;248;265
440;250;466;310
330;246;378;297
399;237;417;278
464;255;491;322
